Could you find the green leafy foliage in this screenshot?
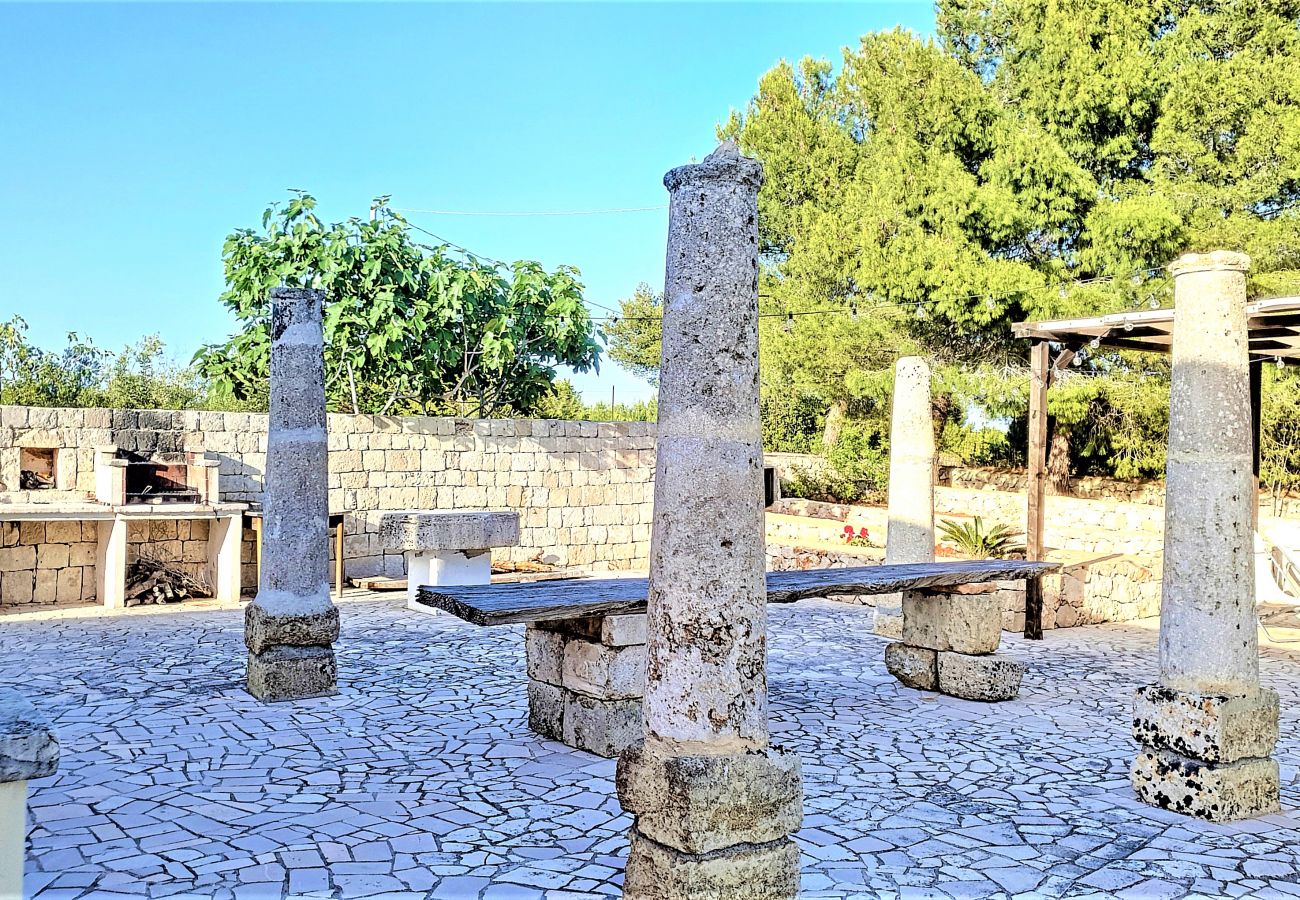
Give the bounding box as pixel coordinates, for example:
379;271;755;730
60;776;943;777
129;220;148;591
196;193;601;418
938;517;1026;559
685;1;1300;479
531;380;659;422
0;317;219;411
604;284;663;385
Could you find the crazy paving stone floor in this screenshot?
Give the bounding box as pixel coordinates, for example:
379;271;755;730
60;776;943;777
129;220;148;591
4;595;1300;900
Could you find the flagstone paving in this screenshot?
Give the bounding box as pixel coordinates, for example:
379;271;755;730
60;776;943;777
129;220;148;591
3;594;1299;899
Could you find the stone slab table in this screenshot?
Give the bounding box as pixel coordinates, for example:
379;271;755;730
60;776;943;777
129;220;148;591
380;510;520;609
0;689;59;900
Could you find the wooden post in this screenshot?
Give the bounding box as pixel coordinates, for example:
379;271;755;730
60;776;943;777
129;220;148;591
1024;575;1044;641
1025;341;1050;639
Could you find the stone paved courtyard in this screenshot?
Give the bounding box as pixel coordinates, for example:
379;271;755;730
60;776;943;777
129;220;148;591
3;594;1300;900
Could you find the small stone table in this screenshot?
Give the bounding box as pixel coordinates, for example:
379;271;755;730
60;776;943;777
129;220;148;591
380;511;520;609
885;583;1026;701
1;689;59;899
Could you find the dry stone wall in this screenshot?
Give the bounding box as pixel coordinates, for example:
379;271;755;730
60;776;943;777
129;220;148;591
0;405;656;608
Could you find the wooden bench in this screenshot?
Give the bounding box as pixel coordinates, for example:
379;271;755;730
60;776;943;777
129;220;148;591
416;559;1057;756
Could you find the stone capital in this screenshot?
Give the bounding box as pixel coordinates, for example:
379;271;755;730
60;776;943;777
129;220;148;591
663;141;764;193
1168;250;1251;278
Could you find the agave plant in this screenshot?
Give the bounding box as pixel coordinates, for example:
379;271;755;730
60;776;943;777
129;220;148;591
937;517;1025;560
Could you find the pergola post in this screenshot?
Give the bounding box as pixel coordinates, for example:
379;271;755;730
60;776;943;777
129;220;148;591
1024;340;1050;639
1130;250;1279;821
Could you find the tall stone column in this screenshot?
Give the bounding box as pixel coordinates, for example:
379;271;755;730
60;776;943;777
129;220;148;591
615;142;803;900
245;287;340;702
1131;251;1280;821
874;356;936;637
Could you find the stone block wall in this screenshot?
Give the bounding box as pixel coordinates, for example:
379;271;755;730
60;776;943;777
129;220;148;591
0;521;98;605
0;405;656;608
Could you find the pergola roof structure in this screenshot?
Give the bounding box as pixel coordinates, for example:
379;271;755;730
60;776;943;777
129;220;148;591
1012;296;1300;360
1010;295;1300;640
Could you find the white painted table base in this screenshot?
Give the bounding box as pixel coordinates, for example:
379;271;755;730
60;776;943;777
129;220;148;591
405;548;493;609
0;780;25;900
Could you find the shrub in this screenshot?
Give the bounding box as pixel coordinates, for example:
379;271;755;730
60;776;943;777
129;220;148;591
937;517;1025;559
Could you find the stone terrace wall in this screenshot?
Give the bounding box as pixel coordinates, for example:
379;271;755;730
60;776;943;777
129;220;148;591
0;406;656;607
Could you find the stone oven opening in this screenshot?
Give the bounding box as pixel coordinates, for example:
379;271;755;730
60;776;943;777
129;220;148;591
122;455;202;505
19;447;56;490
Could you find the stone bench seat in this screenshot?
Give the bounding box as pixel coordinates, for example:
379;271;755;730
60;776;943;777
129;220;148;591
417;560;1057;756
380;510;520;608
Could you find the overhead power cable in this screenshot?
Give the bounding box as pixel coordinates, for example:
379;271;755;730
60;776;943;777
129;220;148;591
393;204;667;217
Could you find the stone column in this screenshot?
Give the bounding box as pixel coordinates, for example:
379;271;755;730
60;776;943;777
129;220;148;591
615;142;803;900
1131;251;1280;821
0;690;59;900
874;356;936;637
245;287;340;702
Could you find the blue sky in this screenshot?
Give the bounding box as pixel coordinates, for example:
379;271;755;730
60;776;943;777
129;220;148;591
1;2;934;403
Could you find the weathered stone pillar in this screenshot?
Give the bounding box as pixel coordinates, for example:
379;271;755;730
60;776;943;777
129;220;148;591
245;287;340;702
1131;251;1280;820
615;142;803;900
875;356;936;637
1;690;59;900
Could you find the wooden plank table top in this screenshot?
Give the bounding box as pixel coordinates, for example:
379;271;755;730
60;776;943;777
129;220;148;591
416;559;1059;626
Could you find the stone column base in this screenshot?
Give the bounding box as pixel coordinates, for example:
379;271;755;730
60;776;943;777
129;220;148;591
247;647;337;702
624;829;800;900
616;742;803;900
525;614;646;757
885;642;1024;701
245;603;339;702
1131;685;1280;821
1132;748;1280;821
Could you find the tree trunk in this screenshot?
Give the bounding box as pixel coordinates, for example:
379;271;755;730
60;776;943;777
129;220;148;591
1046;425;1071;496
822;400;847;447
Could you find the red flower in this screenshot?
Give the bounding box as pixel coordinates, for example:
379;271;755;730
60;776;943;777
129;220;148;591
843;525;854;533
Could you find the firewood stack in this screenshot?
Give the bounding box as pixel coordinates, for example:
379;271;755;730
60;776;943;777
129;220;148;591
124;556;211;607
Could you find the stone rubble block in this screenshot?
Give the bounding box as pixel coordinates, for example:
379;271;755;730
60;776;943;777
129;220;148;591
903;589;1003;655
0;688;59;783
600;613;648;647
562;638;645;700
245;646;337;703
884;642;937;691
936;651;1025;702
524;625;566;686
623;830;800;900
244;604;340;656
526;680;565;741
617;742;803;854
1131;747;1280;822
1132;685;1279;764
563;693;641;758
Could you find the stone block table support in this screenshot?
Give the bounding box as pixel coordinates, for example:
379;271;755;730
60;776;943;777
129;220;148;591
615;142;803;900
875;356;936;638
0;689;59;900
526;613;646;757
885;583;1026;701
379;511;520;609
1130;251;1280;821
244;287;339;703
